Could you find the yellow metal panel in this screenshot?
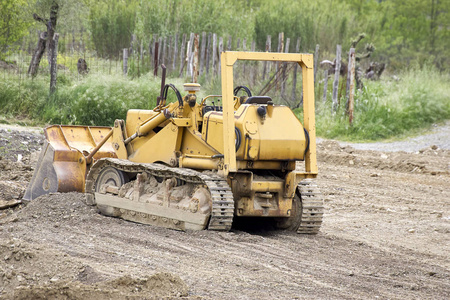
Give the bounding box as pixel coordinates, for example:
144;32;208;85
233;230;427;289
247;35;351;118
302;64;318;173
180;128;219;157
251;180;284;192
128;123;179;165
172;118;192;127
125;109;158;138
223;51;313;69
221;55;237;175
220;51;317;176
112;125;127;159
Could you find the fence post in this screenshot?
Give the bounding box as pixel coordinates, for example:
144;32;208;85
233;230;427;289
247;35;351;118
278;33;284;53
161;36;167;66
157;37;162;65
348;48;356;124
251;40;256;85
167;35;172;68
50;33;59;94
262;35;271;80
192;34;199;83
276;32;284;91
149;37;153;59
123;48;128;76
153;42;158;76
173;33;178;70
218;37;223;74
281;38;290;98
322;69;329;103
212;33;217;76
346;47;354;109
200;32;206;76
206;33;212;76
148;38;153;70
332;44;341;112
179;33;186;77
151;34;157;73
291;37;301;103
227;36;232;51
186;33;194;77
185;40;191;77
314;44;319;84
242;38;247;75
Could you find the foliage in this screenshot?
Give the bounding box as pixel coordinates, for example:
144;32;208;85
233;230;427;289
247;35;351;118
373;0;450;70
0;0;31;60
314;65;450;141
88;0;138;58
0;73;177;126
253;0;388;55
11;0;449;71
134;0;255;43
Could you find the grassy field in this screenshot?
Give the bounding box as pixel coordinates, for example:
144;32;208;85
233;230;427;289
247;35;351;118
0;65;449;141
313;65;450;141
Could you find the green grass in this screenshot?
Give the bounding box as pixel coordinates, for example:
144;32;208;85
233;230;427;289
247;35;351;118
312;65;450;141
0;65;449;141
0;72;186;127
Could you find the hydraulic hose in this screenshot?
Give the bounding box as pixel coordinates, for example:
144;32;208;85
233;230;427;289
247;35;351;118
162;84;183;106
233;85;252;97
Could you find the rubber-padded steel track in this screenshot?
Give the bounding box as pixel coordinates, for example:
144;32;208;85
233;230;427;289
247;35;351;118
85;158;234;231
297;179;324;234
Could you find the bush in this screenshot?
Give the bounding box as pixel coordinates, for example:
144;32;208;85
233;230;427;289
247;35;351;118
0;73;186;127
314;65;450;141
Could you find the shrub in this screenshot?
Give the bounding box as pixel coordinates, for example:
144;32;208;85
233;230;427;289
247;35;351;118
314;65;450;141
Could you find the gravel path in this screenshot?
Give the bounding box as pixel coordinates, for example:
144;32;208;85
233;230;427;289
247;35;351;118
322;121;450;153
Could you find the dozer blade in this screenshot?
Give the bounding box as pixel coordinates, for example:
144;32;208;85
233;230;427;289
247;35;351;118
23;125;116;201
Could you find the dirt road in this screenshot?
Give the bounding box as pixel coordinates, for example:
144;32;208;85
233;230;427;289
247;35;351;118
0;127;449;299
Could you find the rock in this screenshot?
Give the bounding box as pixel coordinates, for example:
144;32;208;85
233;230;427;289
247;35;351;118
0;200;22;210
408;229;416;233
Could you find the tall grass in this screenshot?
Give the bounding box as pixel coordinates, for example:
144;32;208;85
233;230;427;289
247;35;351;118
313;65;450;141
1;65;449;141
0;73;185;127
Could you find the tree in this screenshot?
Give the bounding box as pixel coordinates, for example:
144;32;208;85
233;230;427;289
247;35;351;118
88;0;138;58
28;0;60;77
375;0;450;69
0;0;31;60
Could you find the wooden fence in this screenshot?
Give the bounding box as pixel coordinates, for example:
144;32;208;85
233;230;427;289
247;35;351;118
2;32;361;121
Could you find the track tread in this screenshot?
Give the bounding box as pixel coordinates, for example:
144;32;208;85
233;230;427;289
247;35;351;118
297;179;324;234
85;158;234;231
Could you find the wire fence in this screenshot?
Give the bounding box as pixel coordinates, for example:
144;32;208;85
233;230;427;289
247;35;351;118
1;31;371;112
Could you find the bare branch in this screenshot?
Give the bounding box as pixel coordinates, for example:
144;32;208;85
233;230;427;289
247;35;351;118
33;13;48;25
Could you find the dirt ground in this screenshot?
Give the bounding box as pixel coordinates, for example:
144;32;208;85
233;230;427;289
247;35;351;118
0;126;449;299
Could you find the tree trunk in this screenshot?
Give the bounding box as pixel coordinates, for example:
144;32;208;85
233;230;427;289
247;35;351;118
28;1;59;77
50;33;59;94
332;45;342;112
46;1;59;68
28;31;47;77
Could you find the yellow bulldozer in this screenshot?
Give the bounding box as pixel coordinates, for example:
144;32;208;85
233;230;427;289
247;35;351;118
23;51;323;233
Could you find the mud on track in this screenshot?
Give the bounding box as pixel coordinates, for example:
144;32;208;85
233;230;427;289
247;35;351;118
0;127;449;299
